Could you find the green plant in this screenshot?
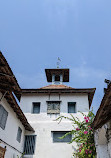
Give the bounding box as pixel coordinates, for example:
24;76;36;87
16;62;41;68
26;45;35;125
56;110;96;158
17;153;25;158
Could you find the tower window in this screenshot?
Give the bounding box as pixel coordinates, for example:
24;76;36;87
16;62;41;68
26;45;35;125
55;75;60;81
68;102;76;113
32;102;40;114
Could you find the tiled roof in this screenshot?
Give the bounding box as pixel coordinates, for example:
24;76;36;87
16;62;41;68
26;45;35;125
39;84;74;89
92;83;111;130
0;51;34;132
0;51;21;101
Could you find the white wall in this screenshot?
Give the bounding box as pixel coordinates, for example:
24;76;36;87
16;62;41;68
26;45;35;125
0;92;25;158
20;93;89;158
94;125;110;158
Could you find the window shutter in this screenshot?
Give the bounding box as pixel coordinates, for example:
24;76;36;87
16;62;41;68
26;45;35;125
33;103;40;114
24;135;36;155
0;105;3;122
0;105;8;130
17;127;22;143
68;102;76;113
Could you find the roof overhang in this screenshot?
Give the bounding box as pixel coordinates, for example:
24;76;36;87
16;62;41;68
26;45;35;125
92;83;111;130
0;89;34;132
21;88;96;108
45;69;69;82
0;51;21;101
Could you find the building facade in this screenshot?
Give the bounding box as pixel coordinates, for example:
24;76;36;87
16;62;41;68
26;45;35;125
20;69;95;158
0;52;34;158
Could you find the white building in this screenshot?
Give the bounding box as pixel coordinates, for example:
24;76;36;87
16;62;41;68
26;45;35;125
93;82;111;158
0;52;34;158
20;68;96;158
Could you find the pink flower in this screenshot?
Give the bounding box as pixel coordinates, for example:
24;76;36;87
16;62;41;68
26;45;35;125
84;116;87;120
84;131;88;134
76;127;80;131
79;149;81;152
85;150;88;154
87;117;89;120
86;119;89;123
89;150;92;154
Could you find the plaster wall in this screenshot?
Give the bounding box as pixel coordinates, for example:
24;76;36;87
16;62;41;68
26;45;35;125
20;93;89;158
94;124;111;158
0;92;25;158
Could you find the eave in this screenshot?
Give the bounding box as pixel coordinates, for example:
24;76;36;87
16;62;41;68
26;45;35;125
21;88;96;108
92;83;111;130
0;51;21;101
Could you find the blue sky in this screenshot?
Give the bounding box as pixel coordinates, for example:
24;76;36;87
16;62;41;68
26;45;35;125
0;0;111;113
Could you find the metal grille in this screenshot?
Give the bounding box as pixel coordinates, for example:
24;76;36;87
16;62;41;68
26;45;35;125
53;131;72;143
24;135;36;155
0;104;8;130
47;101;60;114
68;102;76;113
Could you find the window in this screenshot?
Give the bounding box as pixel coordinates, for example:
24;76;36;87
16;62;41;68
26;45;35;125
55;75;60;81
52;131;72;143
33;102;40;114
47;101;60;114
24;135;36;155
68;102;76;113
17;127;22;143
0;104;8;130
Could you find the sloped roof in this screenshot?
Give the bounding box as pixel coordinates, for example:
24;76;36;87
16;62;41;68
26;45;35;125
0;51;34;132
45;69;69;82
92;83;111;130
0;51;21;100
40;84;73;89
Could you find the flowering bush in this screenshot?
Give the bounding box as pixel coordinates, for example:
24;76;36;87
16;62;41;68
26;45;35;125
56;110;96;158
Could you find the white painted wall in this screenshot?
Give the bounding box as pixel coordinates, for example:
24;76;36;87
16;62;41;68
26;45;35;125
20;93;89;158
94;124;111;158
0;92;25;158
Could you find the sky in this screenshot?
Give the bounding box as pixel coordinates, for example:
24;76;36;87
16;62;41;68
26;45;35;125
0;0;111;113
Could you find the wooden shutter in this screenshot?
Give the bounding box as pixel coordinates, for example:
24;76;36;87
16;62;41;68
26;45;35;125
24;135;36;155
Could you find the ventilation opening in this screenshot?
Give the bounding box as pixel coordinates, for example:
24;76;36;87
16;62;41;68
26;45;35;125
55;75;60;81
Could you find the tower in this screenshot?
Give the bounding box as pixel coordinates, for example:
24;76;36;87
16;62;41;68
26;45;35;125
45;68;69;85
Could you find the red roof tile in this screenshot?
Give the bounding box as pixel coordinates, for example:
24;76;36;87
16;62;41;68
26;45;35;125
39;84;74;89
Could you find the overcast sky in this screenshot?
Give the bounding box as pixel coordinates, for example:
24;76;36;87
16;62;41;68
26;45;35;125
0;0;111;113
